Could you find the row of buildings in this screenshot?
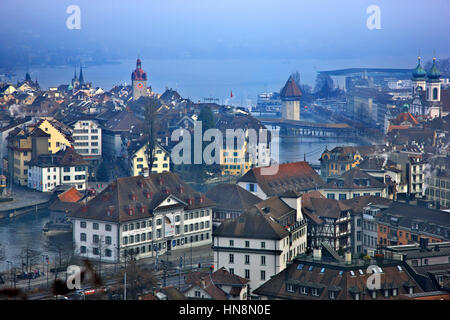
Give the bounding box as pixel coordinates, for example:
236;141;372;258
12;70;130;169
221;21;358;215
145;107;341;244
66;159;450;299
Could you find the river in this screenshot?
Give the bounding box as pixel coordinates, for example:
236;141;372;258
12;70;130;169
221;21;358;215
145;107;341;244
0;210;72;273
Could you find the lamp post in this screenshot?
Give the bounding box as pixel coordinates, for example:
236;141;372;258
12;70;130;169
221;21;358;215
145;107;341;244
6;261;12;287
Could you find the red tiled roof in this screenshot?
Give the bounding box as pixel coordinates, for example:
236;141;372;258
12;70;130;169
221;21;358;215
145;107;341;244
392;112;419;126
58;186;83;203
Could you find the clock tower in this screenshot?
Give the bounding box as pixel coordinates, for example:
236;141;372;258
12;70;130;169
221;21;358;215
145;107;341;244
132;58;149;100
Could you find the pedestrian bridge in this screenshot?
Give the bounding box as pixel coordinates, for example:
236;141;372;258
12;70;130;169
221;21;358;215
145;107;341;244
259;118;357;138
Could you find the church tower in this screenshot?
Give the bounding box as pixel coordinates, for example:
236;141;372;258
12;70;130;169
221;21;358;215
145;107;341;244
426;57;441;102
280;76;302;120
411;56;426;96
426;57;442;118
131;58;148;100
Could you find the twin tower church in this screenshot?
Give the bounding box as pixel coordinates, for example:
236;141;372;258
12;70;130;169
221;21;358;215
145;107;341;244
410;56;444;118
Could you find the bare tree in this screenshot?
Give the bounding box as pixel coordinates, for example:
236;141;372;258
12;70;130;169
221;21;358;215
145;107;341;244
143;98;160;177
16;246;40;290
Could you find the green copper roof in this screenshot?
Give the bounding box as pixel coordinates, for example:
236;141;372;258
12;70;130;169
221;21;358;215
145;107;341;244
412;57;426;79
427;58;441;81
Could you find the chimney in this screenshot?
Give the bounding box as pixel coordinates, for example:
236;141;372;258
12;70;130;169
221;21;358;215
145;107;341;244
200;277;206;288
345;252;352;265
313;247;322;261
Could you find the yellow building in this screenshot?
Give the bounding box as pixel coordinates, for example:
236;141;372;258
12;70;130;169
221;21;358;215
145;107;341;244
130;143;170;176
319;145;378;180
36;118;73;154
220;141;252;176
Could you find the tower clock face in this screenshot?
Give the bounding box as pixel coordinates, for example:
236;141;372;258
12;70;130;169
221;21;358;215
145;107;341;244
137;82;143;89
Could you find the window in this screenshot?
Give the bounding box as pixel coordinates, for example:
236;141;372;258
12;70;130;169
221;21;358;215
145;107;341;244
286;283;294;292
229;268;234;275
245;269;250;279
123;237;128;245
64;167;70;172
63;176;71;181
261;270;265;281
261;256;266;266
80;233;86;242
301;287;308;295
245;241;250;248
105;249;112;257
329;291;336;299
311;288;319;297
339;194;347;200
327;193;335;199
93;234;99;243
229;254;234;263
80;246;86;254
93;248;99;256
261;241;265;248
245;255;250;264
80;221;87;228
123;225;128;232
105;236;111;245
129;235;134;244
229;240;234;247
93;223;99;230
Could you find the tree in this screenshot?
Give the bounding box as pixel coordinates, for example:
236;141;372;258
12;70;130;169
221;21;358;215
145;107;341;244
117;261;158;300
192;105;217;182
143;98;160;177
291;71;301;88
96;160;109;181
314;73;334;98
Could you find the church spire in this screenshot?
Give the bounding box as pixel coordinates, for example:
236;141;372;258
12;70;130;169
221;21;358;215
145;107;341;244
79;65;84;85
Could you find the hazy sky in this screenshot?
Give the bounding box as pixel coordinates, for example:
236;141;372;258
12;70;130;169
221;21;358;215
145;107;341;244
1;0;449;62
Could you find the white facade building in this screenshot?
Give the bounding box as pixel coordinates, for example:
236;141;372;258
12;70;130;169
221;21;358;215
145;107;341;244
71;119;102;160
69;173;214;263
213;193;307;295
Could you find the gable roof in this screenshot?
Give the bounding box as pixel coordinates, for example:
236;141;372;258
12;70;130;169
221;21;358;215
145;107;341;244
254;196;295;221
238;161;324;196
205;184;262;212
213;206;289;240
58;186;84;202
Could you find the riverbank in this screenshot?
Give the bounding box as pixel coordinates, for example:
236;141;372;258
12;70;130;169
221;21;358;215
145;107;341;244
0;186;52;220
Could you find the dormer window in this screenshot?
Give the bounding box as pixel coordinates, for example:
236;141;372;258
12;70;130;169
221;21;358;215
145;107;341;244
286;284;294;293
329;291;336;299
311;288;319;297
371;290;377;299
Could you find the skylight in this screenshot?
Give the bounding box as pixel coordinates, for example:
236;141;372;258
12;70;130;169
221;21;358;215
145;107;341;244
308;266;314;271
397;265;403;271
350;270;355;276
338;270;344;276
320;268;325;273
297;264;304;270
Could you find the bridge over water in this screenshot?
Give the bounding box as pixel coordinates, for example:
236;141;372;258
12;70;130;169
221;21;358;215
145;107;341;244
259;118;357;138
